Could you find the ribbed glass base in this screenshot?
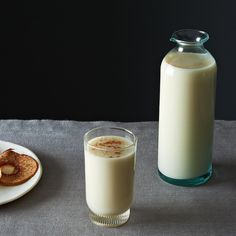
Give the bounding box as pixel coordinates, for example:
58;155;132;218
89;209;130;227
158;167;212;186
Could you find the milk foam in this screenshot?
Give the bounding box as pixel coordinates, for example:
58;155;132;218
87;136;133;158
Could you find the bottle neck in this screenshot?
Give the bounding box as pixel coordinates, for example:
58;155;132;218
170;29;209;54
176;43;206;54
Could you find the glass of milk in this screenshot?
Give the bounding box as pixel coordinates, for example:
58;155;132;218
158;29;217;186
84;127;137;227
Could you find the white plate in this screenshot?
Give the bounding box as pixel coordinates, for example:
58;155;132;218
0;140;42;205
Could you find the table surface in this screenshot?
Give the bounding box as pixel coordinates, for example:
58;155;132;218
0;120;235;236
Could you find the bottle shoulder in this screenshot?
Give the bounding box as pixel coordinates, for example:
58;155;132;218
162;49;216;69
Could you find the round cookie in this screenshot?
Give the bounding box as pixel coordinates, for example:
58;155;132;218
0;152;38;186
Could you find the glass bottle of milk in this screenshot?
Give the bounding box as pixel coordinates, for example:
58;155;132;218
158;29;217;186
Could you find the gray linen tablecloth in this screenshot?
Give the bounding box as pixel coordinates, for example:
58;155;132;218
0;120;235;236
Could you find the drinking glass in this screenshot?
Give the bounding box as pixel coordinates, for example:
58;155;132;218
84;127;137;227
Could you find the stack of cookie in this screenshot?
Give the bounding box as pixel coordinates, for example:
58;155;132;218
0;149;38;186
